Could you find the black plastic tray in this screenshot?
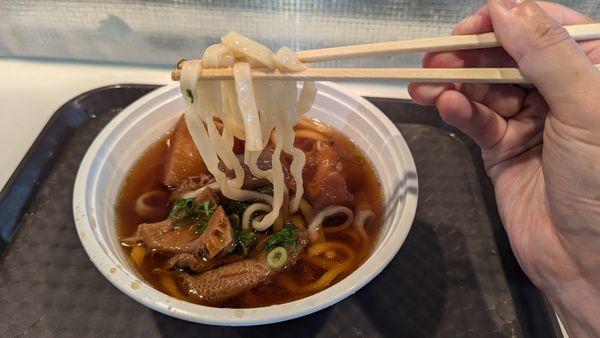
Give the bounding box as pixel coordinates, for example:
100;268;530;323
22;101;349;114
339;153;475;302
0;85;561;337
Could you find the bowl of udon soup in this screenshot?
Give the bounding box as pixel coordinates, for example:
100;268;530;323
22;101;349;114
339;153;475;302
73;32;418;325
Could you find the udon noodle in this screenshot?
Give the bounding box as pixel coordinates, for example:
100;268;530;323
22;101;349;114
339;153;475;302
179;31;317;232
117;32;384;307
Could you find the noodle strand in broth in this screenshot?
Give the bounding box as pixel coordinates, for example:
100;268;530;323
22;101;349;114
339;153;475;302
116;32;384;308
179;32;317;231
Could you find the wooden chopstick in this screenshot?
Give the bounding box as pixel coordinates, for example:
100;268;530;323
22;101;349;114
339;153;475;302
171;65;600;84
171;23;600;83
174;23;600;69
295;23;600;62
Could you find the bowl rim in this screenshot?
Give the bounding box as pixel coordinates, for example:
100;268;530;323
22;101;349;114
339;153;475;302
73;82;418;326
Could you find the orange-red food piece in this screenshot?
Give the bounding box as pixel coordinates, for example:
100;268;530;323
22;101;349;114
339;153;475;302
162;117;208;187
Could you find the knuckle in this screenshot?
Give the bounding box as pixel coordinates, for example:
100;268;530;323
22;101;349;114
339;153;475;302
532;21;569;46
523;21;571;59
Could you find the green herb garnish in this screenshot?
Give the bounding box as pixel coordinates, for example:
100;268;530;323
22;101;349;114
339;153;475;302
196;200;216;234
176;59;187;69
228;214;241;231
236;229;258;256
223;200;257;256
267;247;288;269
225;200;252;216
186;89;194;103
168;198;216;234
265;224;299;252
169;198;197;227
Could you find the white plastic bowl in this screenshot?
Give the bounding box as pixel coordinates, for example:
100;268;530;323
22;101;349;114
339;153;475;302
73;82;418;326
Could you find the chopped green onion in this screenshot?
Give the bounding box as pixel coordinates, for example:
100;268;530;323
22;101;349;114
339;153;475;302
186;89;194;103
267;247;288;269
265;223;299;252
176;59;187;69
228;214;241;231
225;200;251;218
168;198;215;234
236;229;257;256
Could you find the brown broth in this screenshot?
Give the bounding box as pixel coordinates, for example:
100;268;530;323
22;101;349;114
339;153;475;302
116;116;384;308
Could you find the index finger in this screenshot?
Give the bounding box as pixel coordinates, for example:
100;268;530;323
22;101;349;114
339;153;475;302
454;1;594;35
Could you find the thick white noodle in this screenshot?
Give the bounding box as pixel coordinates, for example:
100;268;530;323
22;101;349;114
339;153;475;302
180;60;202;103
233;62;263;152
179;33;317;231
134;190;168;218
277;81;305;213
202;43;234;68
252;106;287;229
354;209;375;234
295;81;317;124
180;64;271;204
197;81;244;189
282;137;305;213
222;31;275;69
242;203;272;230
246;80;280;180
220;122;235;154
274;47;306;72
253;80;275;148
220;81;246;140
307;206;354;243
200;75;245;189
246;149;272;180
181;182;218;199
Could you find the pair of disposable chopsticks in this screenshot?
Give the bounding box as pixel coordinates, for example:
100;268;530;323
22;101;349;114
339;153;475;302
171;23;600;84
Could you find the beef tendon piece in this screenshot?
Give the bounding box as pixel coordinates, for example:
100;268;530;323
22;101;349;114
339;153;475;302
178;259;272;305
138;220;204;254
218;150;295;190
162;117;208;187
137;203;232;257
197;206;235;259
176;232;309;305
303;140;354;209
167;252;244;273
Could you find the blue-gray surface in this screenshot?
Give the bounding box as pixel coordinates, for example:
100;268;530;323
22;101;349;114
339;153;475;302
0;86;550;337
0;0;597;68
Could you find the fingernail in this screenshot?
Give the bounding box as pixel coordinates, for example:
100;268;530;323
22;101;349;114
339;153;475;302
457;15;475;26
417;84;453;104
497;0;525;9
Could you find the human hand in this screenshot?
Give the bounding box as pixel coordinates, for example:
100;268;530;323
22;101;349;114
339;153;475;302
408;1;600;336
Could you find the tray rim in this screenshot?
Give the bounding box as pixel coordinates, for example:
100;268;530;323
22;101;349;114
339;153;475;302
0;84;159;248
0;83;562;337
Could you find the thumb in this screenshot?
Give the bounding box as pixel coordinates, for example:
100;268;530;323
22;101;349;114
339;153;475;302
488;0;600;116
